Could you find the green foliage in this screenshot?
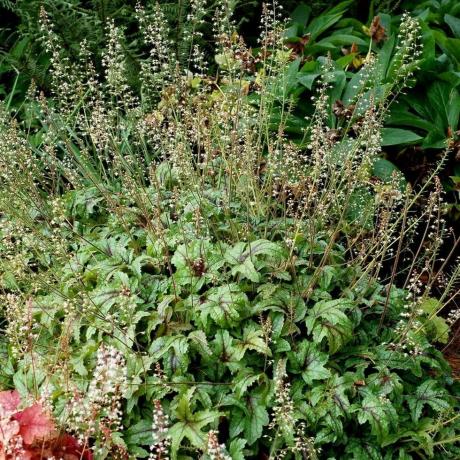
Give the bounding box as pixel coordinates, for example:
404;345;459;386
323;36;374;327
1;181;458;458
0;1;459;458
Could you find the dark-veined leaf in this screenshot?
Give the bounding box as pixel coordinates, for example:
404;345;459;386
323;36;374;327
169;395;220;457
407;380;450;422
357;393;398;444
305;299;354;353
199;284;246;327
236;324;272;357
288;340;331;384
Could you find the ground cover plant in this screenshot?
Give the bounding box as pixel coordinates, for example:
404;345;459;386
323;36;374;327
0;1;460;459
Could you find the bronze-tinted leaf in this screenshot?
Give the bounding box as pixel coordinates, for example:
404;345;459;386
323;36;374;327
370;16;387;43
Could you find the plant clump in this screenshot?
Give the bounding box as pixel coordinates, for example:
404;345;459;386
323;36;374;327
0;2;459;459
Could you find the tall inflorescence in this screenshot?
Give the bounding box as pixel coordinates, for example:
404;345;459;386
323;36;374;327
213;2;256;84
275;422;320;460
74;39;109;152
149;400;170;460
102;20;137;111
0;218;39;292
442;247;460;327
1;296;38;359
136;2;176;103
39;7;85;117
268;362;321;459
447;309;460;326
391;270;426;357
68;345;127;451
206;430;231;460
257;1;287;122
289;422;320;460
306;59;335;178
0;110;43;213
259;1;284;52
38;8;66;100
213;0;236;53
269;362;295;436
387;176;454;355
391;12;422;84
0;105;75;265
184;0;208;75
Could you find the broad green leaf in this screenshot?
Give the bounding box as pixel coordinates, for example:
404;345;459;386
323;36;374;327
234;369;263;398
420;298;450;344
381;128;423;146
367;368;403;398
169;395;220;457
377;35;396;81
437;36;460;65
149;335;188;360
188;330;212;355
212;330;245;371
306;1;353;41
372;158;407;191
226;240;284;282
336;52;359;68
125;419;153;446
199;284;245;327
315;34;367;47
291;3;311;26
344;439;383;459
282;59;301;96
372;158;402;182
439;70;460;87
231;257;260;282
427;81;460;132
310;374;351;417
229;438;247;460
342;65;370;104
357;393;398;443
246;239;283;259
229;408;246;439
237;324;272;356
319;265;336;290
345;187;375;229
386;105;433;131
427;316;450;344
244;395;269;445
297;72;321;90
305;299;354;353
288;340;330;384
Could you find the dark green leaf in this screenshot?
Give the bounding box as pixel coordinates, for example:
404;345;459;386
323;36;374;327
445;14;460;38
381;128;423;146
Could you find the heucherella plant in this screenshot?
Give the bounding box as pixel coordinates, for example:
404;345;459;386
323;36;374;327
0;1;459;459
